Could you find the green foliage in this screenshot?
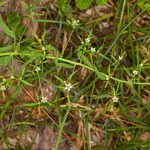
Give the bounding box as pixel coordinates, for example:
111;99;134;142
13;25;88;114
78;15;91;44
137;0;150;11
96;0;108;5
57;0;73;18
0;1;150;149
0;15;16;39
57;0;108;15
0;12;26;42
75;0;92;10
0;56;11;66
0;44;14;52
6;12;26;37
75;0;108;9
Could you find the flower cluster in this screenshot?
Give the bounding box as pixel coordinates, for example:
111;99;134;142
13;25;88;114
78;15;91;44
72;19;80;27
68;19;80;29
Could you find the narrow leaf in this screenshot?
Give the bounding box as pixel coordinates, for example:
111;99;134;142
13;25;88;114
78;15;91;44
0;15;16;39
56;62;74;68
0;56;11;66
96;0;108;5
79;53;93;68
21;80;33;86
0;44;14;52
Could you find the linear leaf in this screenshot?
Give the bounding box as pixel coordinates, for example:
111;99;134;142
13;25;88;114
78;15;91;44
79;53;93;68
21;80;33;86
0;44;14;52
56;62;74;68
0;15;16;39
96;0;108;5
0;56;11;66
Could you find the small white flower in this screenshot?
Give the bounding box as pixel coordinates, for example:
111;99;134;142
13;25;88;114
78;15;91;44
35;67;41;72
90;47;96;53
19;110;23;114
85;37;90;44
10;76;14;79
72;19;80;27
41;97;47;103
105;75;109;80
112;96;118;103
133;70;138;75
119;56;123;61
1;86;6;91
42;47;45;51
64;82;73;91
140;63;143;67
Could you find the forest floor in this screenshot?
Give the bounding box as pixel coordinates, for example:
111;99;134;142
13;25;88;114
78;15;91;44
0;0;150;149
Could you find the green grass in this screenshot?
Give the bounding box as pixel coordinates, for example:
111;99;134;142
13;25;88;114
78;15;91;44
0;0;150;149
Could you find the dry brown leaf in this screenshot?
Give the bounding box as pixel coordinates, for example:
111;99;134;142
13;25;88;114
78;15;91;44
61;30;68;55
76;111;84;150
31;107;46;120
123;131;132;141
89;124;104;147
81;67;88;81
42;83;57;102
